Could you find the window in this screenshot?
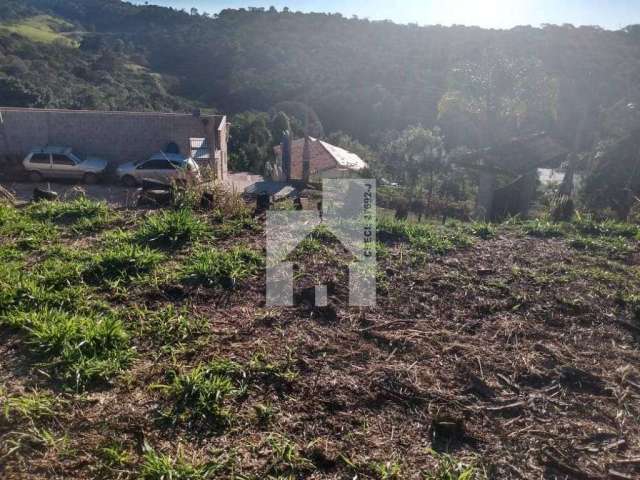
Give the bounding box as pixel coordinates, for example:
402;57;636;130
190;137;209;160
52;154;75;166
138;159;175;170
30;153;50;164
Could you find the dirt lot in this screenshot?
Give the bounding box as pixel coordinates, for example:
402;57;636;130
0;198;639;479
0;173;261;207
1;180;139;207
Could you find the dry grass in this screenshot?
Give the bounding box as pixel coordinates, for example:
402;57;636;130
1;198;639;479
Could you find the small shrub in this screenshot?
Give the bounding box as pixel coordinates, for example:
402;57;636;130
136;209;208;248
183;246;263;288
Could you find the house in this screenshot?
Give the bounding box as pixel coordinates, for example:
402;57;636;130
273;136;367;182
0;107;229;180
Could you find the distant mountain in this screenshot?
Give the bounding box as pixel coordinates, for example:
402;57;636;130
2;0;640;151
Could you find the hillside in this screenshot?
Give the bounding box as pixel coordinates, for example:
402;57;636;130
1;2;640;478
2;0;640;150
0;195;639;479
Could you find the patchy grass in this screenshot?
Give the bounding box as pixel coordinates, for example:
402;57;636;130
136;209;209;248
522;219;564;238
573;216;639;238
213;216;261;239
139;447;224;480
182;246;263;288
4;309;132;389
26;198;114;233
83;244;164;284
1;388;60;422
424;451;483;480
0;202;58;249
378;217;471;254
0;271;92;316
266;434;313;474
371;459;403;479
0;15;79;47
464;221;497;239
1;196;639;479
157;361;242;427
569;235;634;257
131;305;208;349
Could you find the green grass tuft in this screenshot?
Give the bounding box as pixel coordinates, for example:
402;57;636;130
183;246;263;288
1;388;59;422
136;209;209;248
573;216;638;238
27;198;114;233
0;203;58;249
378;217;470;254
522;219;564;238
5;309;132;389
159;362;242;426
424;450;482;480
84;244;164;283
140;448;222;480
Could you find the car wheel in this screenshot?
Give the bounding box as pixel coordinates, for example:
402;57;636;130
83;172;98;184
122;175;137;187
29;171;43;183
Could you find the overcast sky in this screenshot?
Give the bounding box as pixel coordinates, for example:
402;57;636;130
130;0;640;30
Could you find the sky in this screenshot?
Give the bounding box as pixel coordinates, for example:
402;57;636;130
130;0;640;30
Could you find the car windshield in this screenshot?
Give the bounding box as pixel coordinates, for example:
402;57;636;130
69;152;83;163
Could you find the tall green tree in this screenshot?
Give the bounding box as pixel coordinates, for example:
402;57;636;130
382;126;448;207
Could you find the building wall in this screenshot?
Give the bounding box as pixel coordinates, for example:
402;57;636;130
0;107;228;179
275;138;337;180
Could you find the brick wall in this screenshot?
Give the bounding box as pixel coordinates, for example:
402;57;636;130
275;138;338;180
0;107;228;179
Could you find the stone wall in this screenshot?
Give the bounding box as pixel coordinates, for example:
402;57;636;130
0;107;228;179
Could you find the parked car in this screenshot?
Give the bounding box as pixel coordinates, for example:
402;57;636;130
23;147;108;184
116;153;201;187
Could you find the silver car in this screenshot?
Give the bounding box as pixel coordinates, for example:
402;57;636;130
116;153;201;187
23;147;108;184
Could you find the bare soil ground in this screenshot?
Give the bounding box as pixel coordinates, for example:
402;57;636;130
1;200;639;479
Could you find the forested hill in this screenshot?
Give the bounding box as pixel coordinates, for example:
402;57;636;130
2;0;640;154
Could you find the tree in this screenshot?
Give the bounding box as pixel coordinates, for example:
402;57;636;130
228;111;274;173
382;126;448;208
582;133;640;219
437;53;557;151
271;111;291;145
